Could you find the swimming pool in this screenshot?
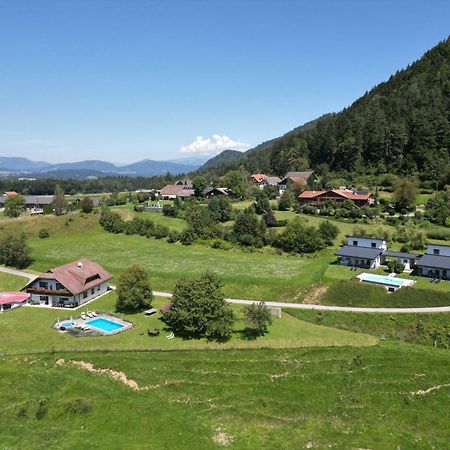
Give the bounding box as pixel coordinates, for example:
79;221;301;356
61;321;74;328
357;273;415;288
85;317;125;333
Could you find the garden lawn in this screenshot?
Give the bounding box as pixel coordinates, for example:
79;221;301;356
0;272;29;291
0;292;376;355
0;342;449;449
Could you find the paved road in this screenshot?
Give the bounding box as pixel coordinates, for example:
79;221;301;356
153;291;450;314
0;266;38;283
1;267;449;314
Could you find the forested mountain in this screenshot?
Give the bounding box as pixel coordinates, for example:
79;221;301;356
200;150;245;170
202;37;450;183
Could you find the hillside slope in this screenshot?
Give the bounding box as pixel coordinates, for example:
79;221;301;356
202;37;450;181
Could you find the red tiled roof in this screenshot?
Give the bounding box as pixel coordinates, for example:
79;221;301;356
0;292;30;305
299;189;373;200
4;191;18;196
251;174;267;183
24;258;112;296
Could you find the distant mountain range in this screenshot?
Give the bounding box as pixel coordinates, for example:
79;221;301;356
0;156;209;179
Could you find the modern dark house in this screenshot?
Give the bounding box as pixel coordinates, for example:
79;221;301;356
416;244;450;280
335;236;387;269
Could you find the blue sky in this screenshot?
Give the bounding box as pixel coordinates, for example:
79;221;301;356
0;0;449;164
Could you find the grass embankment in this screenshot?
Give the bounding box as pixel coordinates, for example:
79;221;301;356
0;291;376;355
0;272;29;291
286;309;450;347
1;343;449;449
318;280;450;308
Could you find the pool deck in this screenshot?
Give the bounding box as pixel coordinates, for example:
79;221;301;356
54;313;132;336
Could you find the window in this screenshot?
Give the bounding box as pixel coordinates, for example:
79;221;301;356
91;288;94;295
39;296;49;305
353;240;358;246
433;249;440;256
371;243;376;248
97;286;101;291
83;292;88;299
56;282;65;290
39;281;48;289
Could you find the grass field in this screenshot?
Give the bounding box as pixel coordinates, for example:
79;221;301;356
0;272;29;291
319;280;450;308
1;342;449;449
0;292;376;355
286;309;450;348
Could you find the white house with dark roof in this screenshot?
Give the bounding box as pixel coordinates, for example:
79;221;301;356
23;258;112;307
335;236;387;269
416;244;450;280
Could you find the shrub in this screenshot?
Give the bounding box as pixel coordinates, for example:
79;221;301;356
166;230;180;243
134;203;145;212
179;229;196;245
38;229;50;239
318;221;339;246
387;259;405;274
274;219;325;254
243;302;272;337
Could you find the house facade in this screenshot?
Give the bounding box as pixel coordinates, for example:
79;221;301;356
381;251;421;271
299;189;374;209
416;244;450;280
335;236;387;269
0;292;30;313
23;258;112;307
278;171;316;193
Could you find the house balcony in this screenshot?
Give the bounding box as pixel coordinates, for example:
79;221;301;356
26;287;71;296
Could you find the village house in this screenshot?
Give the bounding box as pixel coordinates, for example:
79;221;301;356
335;236;387;269
381;251;421;271
251;174;282;190
203;187;229;198
159;180;194;200
22;258;112;308
416;244;450;280
278;171;316;193
299;189;374;209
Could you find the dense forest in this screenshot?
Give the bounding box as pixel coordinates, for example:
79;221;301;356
201;37;450;186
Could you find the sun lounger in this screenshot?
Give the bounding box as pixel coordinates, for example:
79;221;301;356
87;312;94;318
81;326;91;331
91;311;98;317
81;313;87;320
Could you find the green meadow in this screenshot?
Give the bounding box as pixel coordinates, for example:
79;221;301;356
0;343;449;449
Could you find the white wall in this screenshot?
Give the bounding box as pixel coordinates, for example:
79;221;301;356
347;237;387;250
426;245;450;257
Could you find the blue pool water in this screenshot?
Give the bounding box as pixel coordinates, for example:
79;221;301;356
61;321;74;328
86;317;124;333
359;273;407;287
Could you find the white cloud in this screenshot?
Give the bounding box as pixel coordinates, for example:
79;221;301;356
180;134;251;156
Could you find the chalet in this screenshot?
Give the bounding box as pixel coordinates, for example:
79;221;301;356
159;183;194;200
0;292;30;313
204;187;229;198
259;176;281;189
278;171;316;192
335;236;387;269
299;189;374;209
250;174;267;184
416;244;450;280
22;258;112;308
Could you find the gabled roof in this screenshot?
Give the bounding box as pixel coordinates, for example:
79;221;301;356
299;189;373;201
4;191;18;196
262;176;282;185
384;251;421;259
285;171;314;179
24;258;112;296
416;254;450;270
204;187;229;195
251;174;267;183
335;245;383;259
